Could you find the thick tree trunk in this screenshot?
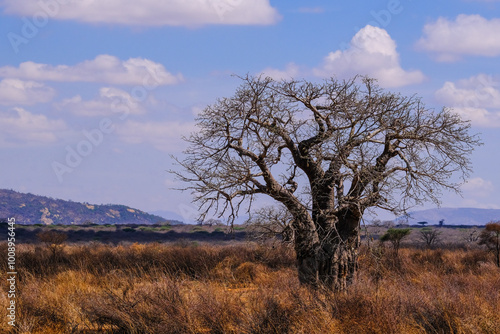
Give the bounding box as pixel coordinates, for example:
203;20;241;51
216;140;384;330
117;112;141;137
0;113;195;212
496;240;500;268
294;225;320;287
295;237;359;290
294;210;361;291
317;237;359;290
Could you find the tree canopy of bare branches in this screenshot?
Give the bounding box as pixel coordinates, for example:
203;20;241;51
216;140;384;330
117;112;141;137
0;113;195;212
245;205;294;244
419;228;442;248
173;75;481;290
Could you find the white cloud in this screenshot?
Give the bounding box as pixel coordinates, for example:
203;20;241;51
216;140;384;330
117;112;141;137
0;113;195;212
460;177;498;208
435;74;500;127
416;14;500;61
116;120;196;152
260;63;300;81
461;177;495;198
0;79;56;105
312;25;425;88
0;107;67;145
1;0;280;27
55;87;146;117
0;55;183;86
0;79;55;105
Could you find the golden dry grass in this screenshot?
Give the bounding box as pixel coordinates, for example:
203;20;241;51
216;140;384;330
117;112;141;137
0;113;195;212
1;241;499;333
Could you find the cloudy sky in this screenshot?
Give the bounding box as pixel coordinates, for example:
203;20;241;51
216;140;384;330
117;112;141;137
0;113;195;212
0;0;499;222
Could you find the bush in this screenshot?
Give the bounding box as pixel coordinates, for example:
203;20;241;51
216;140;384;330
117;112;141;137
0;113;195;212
380;228;412;256
419;228;442;248
36;230;68;258
478;222;500;267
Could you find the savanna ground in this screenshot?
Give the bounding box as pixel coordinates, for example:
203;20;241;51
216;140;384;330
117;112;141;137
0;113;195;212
1;225;499;333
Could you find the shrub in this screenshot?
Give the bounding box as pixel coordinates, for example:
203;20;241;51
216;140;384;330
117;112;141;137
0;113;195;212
419;228;442;248
380;228;412;256
36;230;68;258
478;222;500;267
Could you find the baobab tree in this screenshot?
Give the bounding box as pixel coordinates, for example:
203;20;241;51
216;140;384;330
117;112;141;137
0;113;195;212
173;76;480;290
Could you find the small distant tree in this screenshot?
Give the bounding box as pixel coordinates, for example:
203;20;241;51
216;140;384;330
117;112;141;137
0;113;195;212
202;218;222;227
419;228;441;248
478;222;500;267
371;219;383;231
384;221;397;229
417;221;428;228
37;230;68;258
246;205;294;244
464;227;480;244
438;219;445;227
381;228;412;256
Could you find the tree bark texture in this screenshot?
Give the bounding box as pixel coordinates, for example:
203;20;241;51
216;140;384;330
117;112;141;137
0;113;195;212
294;210;361;290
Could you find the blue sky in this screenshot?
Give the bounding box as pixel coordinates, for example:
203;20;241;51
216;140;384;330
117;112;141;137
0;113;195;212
0;0;499;223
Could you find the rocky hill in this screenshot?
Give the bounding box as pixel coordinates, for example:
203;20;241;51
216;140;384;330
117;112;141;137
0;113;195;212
0;189;176;225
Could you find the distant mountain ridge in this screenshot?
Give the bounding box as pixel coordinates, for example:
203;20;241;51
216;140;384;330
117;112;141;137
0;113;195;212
397;207;500;226
0;189;178;225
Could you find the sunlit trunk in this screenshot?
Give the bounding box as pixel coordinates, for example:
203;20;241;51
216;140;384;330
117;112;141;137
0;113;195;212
317;236;359;291
294;211;361;291
293;221;320;287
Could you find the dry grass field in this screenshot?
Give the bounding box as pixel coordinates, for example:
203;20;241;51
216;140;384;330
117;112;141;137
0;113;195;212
1;237;499;333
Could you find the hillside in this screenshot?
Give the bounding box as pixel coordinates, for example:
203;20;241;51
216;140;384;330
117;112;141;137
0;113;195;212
0;189;175;225
397;207;500;226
